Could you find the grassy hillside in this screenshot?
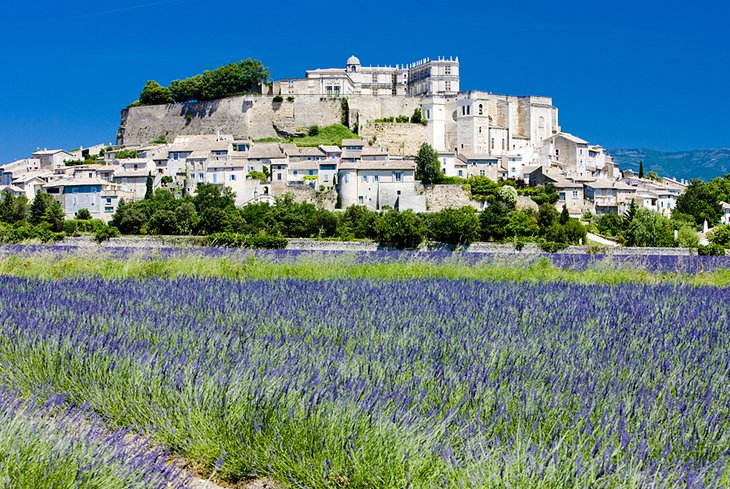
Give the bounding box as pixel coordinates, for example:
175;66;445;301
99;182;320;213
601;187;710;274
255;124;358;147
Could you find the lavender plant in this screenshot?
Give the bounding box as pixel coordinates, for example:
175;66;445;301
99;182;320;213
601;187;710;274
0;388;189;488
0;277;728;487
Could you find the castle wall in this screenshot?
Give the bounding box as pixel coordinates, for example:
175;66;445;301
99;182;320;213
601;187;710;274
118;95;424;147
358;122;428;156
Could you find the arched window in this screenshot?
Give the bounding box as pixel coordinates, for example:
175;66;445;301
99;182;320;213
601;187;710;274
538;116;545;129
478;104;483;115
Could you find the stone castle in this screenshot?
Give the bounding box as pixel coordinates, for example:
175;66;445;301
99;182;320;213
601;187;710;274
3;55;691;224
116;55;581;177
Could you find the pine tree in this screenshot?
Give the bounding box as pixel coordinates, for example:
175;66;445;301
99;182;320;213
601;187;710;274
639;160;645;179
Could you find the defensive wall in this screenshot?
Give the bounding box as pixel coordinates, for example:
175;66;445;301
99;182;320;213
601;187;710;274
117;95;424;147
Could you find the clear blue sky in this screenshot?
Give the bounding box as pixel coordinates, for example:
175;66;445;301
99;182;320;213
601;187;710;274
1;0;728;163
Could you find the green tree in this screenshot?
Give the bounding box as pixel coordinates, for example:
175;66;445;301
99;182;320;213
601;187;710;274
29;192;54;225
559;204;570;225
480;200;512;241
336;205;378;240
415;143;441;185
537;203;560;231
624;200;638;223
0;191;28;223
169;75;204;103
676;224;700;248
639;160;645;179
426;207;480;246
708;224;730;248
75;208;92;220
198;59;270;101
675;179;723;226
625;208;675;247
410;108;423;124
374;210;424;249
111;201;147;234
505;210;539;238
144;173;154;200
595;212;627;238
192;184;236;214
139;80;173;105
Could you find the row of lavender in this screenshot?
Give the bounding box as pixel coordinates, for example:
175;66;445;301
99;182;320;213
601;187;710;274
2;244;730;274
1;276;729;487
0;388;189;488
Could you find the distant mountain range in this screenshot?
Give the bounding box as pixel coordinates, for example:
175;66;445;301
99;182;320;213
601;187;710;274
609;148;730;182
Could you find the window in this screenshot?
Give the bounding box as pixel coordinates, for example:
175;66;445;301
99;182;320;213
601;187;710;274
555;149;560;157
397;190;401;196
358;196;364;204
538;116;545;129
480;169;485;176
426;110;430;119
478;104;483;115
231;174;236;181
462;106;465;116
133;164;138;171
479;127;482;134
106;197;112;204
392;171;403;182
362;175;368;183
277;173;282;181
199;173;204;181
372;74;378;83
104;206;114;213
491;138;495;150
445;81;451;91
445;66;451;75
212;174;217;183
466;105;470;115
373;174;379;182
502;139;506;150
458;170;463;177
324;174;329;182
572;190;579;200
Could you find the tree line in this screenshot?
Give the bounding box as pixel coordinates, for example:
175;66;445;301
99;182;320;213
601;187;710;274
133;59;270;106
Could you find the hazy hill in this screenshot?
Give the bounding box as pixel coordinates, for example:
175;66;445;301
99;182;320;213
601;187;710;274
610;148;730;182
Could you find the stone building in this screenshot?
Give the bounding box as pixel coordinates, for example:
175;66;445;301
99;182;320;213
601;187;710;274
269;55;459;97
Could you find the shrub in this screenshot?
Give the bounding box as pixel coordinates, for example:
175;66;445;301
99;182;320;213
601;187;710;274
287;96;295;102
75;208;92;220
94;225;120;243
708;224;730;247
676;224;700;248
273;95;283;103
698;243;726;256
540;241;569;253
114;149;138;159
308;125;320;136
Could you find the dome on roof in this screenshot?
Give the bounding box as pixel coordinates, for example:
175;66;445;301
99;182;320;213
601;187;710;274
346;55;361;66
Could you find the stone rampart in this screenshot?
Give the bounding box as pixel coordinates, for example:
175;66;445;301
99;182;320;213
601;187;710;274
117;95;423;146
417;184;483;211
359;122;428;156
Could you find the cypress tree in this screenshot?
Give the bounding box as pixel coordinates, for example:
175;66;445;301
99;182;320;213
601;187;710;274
145;173;154;200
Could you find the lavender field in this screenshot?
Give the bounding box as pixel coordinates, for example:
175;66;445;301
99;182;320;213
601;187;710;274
1;270;729;487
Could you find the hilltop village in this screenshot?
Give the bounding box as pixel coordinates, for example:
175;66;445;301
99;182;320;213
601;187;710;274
0;56;701;225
